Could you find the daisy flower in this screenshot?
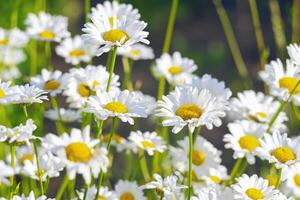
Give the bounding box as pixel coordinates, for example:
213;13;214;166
10;84;48;105
114;180;146;200
55;35;97;65
285;162;300;197
0;67;21;81
170;135;222;177
0;80;18;104
134;91;156;115
43;126;109;184
128;131;166;156
229;90;288;132
25;12;70;42
44;108;81;123
63;65;120;108
260;59;300;104
0;160;14;185
192;186;234;200
78;185;117;200
117;43;154;60
201;165;229;185
84;89;148;125
0;47;26;67
154;52;197;85
223;120;265;164
255;131;300;169
101;132;127;153
31;69;65;96
232;174;279;200
9;191;54;200
287;43;300;66
141;173;187;200
82;10;149;56
0;28;29;48
7;145;34;174
156;86;227;133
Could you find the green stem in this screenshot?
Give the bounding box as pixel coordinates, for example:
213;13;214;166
45;42;52;70
85;0;90;22
9;144;16;199
11;0;21;28
122;57;133;91
33;141;44;195
275;168;282;189
228;158;243;184
124;152;133;179
105;46;118;92
55;175;69;200
292;0;300;42
139;151;151;182
96;120;104;139
51;96;64;134
23;105;28;118
188;130;193;200
30;40;38;76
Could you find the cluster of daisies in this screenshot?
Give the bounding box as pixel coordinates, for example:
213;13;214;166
0;0;300;200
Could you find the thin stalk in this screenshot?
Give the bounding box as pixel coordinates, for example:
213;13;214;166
292;0;300;42
96;120;104;139
45;42;52;70
122;57;133;91
23;105;28;118
33;141;44;195
30;40;38;76
9;144;16;199
85;0;90;22
55;175;69;200
157;77;166;100
139;151;151;182
51;96;64;134
212;0;250;81
11;0;21;28
124;152;133;179
83;185;88;200
105;46;118;92
275;168;282;189
227;158;243;184
188;130;193;200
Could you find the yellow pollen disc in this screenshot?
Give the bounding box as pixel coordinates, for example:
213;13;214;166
120;192;135;200
271;146;296;163
104;101;128;113
92;80;100;88
39;30;55;40
43;80;61;91
256;112;267;118
36;169;45;178
294;174;300;187
19;154;34;166
70;49;85;57
175;104;202;120
0;39;8;45
103;29;129;43
279;77;300;94
265;175;278;187
98;195;106;200
108;16;120;26
0;89;6;98
168;66;183;76
102;133;123;144
245;188;264;200
209;176;221;184
77;84;94;97
65;142;92;163
130;49;140;56
141;140;155;148
238;135;260;152
192;149;206;166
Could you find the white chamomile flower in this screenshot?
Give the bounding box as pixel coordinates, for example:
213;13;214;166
141;173;187;200
0;67;21;81
44;108;81;123
256;131;300;169
84;89;147;125
156;86;227;133
78;185;117;200
154;52;197;85
31;69;65;96
43;126;109;184
55;35;97;65
170;135;222;177
10;145;34;174
285;162;300;197
101;132;127;153
134;91;156;115
128;131;166;156
63;65;120;108
0;160;14;185
114;180;146;200
229;90;288;132
82;10;149;56
25;12;70;42
22;152;64;181
260;59;300;105
192;185;234;200
0;28;29;48
202;165;229;185
0;47;26;67
287;43;300;66
223;120;265;164
118;43;154;60
0;80;18;104
11;84;48;104
271;193;294;200
10;191;54;200
232;174;278;200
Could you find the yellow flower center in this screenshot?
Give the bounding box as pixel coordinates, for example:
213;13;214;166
271;146;296;163
65;142;92;163
102;133;124;144
209;176;221;184
248;112;268;123
130;49;140;56
141;140;155;148
103;29;129;43
120;192;135;200
98;195;106;200
294;174;300;187
70;49;85;57
175;104;202;120
92;80;100;88
77;84;94;97
39;30;55;40
108;16;120;26
43;80;61;91
265;175;278;187
0;89;6;99
168;66;183;76
192;149;206;166
0;39;8;45
19;154;34;166
104;101;128;113
279;77;300;94
245;188;264;200
238;135;260;152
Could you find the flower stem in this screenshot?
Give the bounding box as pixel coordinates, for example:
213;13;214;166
23;105;28;118
105;46;118;92
30;40;38;76
122;57;133;91
9;144;15;199
33;141;44;195
292;0;300;42
275;168;282;189
188;130;193;200
10;0;21;28
85;0;90;22
51;96;64;134
139;151;151;182
45;42;52;70
55;175;69;200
